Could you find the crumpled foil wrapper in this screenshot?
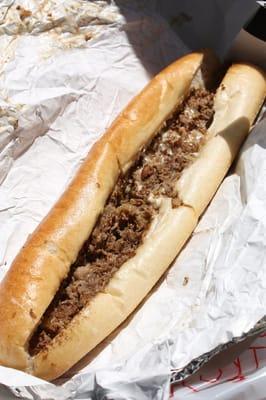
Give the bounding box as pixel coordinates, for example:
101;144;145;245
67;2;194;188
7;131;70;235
0;1;265;399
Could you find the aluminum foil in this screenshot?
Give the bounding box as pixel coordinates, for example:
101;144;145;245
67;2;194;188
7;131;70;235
0;1;265;399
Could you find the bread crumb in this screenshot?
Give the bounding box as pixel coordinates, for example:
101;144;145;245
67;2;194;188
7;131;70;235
183;276;189;286
19;8;32;21
84;33;92;41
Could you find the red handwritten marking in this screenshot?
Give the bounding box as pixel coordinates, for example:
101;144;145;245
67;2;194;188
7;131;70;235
249;346;266;350
227;357;245;382
181;381;199;393
170;385;174;398
248;345;266;371
251;347;259;369
172;338;266;396
200;368;223;383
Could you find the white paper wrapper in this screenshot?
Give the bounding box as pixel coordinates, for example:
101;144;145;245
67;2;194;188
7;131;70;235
172;330;266;399
0;1;265;399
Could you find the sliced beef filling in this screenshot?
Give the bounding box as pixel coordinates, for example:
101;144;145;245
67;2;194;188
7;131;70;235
29;88;214;355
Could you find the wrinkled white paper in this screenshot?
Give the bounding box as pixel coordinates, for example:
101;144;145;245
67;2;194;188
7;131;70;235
0;1;265;399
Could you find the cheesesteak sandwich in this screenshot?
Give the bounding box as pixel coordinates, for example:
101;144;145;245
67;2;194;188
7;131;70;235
0;51;265;381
